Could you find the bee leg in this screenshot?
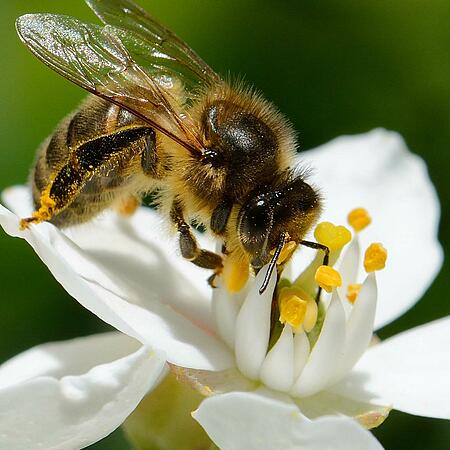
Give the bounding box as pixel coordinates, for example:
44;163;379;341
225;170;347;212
300;239;330;302
210;199;233;235
20;126;155;230
170;200;223;278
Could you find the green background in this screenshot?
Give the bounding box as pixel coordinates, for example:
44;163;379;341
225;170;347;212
0;0;448;448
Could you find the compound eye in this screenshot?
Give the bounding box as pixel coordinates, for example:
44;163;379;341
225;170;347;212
238;194;274;261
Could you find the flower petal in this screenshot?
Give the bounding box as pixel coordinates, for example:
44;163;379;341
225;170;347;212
337;236;361;317
193;390;384;450
300;129;443;329
293;330;311;379
0;187;233;371
292;292;346;397
234;265;276;380
170;366;256;397
334;273;378;382
259;325;295;392
0;333;166;450
212;279;247;349
330;317;450;419
295;390;390;430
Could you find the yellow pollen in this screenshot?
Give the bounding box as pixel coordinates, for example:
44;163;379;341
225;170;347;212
348;208;372;232
315;265;342;293
314;222;352;251
271;240;297;265
223;252;249;293
347;283;362;304
278;287;317;331
364;243;387;272
279;295;307;328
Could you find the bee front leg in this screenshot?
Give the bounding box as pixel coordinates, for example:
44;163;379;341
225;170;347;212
170;200;223;285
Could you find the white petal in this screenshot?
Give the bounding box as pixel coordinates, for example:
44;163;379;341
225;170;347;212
293;330;311;379
193;390;384;450
292;292;346;397
234;265;276;380
0;333;166;450
337;236;361;317
300;129;443;329
3;186;212;327
259;325;294;392
212;279;246;349
331;317;450;419
0;188;233;371
295;390;390;430
334;273;378;382
170;366;257;397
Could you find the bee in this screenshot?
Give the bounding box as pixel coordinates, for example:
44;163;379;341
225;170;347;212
16;0;328;293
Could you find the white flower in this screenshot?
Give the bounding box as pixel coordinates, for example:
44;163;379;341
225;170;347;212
0;129;446;450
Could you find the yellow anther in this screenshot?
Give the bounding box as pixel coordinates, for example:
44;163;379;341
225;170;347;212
278;287;317;331
348;208;372;232
271;240;297;265
315;265;342;293
314;222;352;251
347;283;362;304
364;243;387;272
279;295;307;329
223;251;250;293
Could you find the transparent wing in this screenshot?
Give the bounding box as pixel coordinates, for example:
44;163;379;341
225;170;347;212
85;0;221;90
16;13;214;153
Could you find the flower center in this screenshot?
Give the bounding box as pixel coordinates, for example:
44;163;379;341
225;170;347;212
215;206;388;400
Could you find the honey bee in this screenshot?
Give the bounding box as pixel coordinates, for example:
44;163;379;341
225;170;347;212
16;0;328;293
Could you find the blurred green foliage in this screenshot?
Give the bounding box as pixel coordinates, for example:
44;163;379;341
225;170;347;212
0;1;449;449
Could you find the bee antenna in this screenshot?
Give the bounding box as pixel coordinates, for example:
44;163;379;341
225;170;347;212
259;232;287;295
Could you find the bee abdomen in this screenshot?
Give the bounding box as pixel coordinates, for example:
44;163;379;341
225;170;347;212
29;96;155;226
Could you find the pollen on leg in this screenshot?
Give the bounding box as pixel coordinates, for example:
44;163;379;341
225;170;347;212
348;207;371;232
364;243;387;272
347;283;362;304
315;265;342;293
19;189;56;230
314;222;352;251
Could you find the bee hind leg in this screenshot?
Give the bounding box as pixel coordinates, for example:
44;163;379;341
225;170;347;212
19;188;57;230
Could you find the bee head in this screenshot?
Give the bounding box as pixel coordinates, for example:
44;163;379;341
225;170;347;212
237;173;321;270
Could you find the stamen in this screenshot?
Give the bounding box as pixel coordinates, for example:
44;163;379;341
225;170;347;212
364;243;387;272
314;222;352;251
315;265;342;293
278;287;317;332
279;295;307;329
348;207;371;232
346;283;362;304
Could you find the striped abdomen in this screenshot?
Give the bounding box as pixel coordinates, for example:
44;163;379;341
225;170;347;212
31;95;158;227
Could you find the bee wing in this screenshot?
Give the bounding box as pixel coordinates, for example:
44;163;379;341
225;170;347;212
16;13;217;154
85;0;221;89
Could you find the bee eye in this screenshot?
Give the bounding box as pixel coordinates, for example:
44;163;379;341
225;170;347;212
238;194;274;261
201;148;224;168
